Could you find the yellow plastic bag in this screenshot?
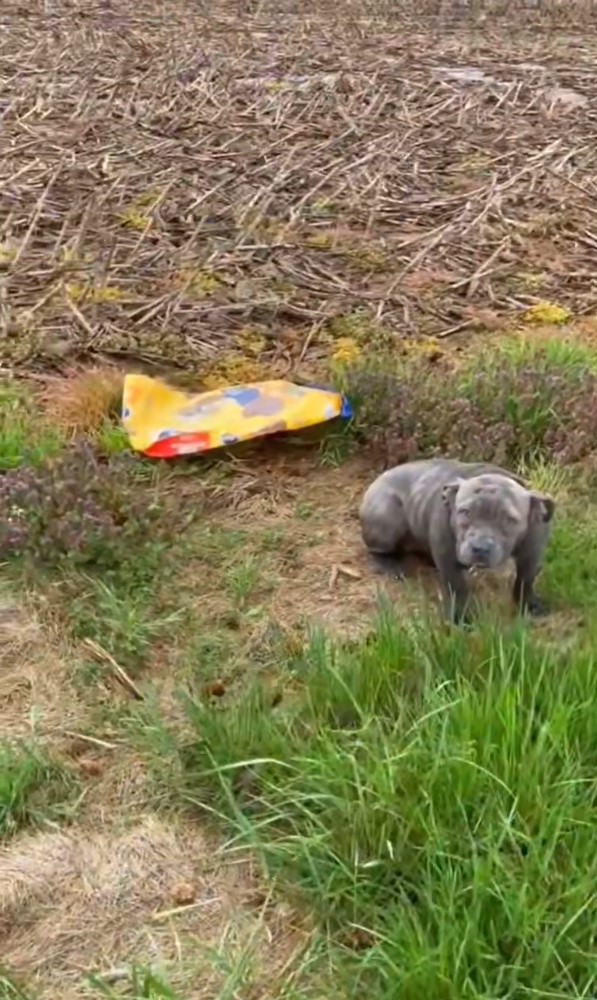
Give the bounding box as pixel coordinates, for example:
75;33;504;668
122;374;352;458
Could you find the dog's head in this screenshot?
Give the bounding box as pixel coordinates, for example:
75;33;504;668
442;473;555;570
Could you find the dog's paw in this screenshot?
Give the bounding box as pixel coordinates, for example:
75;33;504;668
525;595;550;618
369;553;406;581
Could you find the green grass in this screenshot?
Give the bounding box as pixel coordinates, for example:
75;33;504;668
0;972;35;1000
456;335;597;449
318;426;355;468
226;555;263;610
125;468;597;999
338;330;597;470
0;384;64;470
65;573;186;672
95;421;131;456
118;430;597;999
86;944;286;1000
87;967;182;998
137;606;597;999
497;331;597;373
0;742;80;839
542;501;597;614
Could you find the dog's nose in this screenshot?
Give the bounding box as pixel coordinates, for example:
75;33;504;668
471;540;492;563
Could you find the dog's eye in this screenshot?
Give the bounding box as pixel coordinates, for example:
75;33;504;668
457;508;470;520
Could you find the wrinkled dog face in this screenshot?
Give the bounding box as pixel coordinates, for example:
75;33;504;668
442;474;555;569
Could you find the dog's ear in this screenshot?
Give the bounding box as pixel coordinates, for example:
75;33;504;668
529;492;555;524
442;479;462;508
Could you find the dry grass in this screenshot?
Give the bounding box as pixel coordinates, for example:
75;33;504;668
205;455;396;638
0;586;309;998
3;0;597;380
0;815;308;999
35;366;124;438
0;592;88;741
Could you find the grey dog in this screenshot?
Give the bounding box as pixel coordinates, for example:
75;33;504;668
359;459;555;624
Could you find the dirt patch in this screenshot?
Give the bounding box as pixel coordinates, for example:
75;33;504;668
187;451;574;643
195;454;459;636
0;815;307;999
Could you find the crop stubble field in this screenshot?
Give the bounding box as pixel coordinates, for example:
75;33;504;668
3;0;597;371
2;2;597;999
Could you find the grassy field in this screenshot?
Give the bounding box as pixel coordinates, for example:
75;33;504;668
2;0;597;997
2;330;597;999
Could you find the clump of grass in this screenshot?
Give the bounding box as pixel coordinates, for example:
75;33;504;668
95;422;131;457
0;383;64;471
498;328;597;373
69;577;185;670
339;334;597;468
0;972;35;1000
330;336;361;366
118;209;150;232
318;423;355;467
0;742;79;839
66;282;125;305
147;610;597;998
199;355;268;390
36;366;124;439
88;965;181;998
0;440;165;572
